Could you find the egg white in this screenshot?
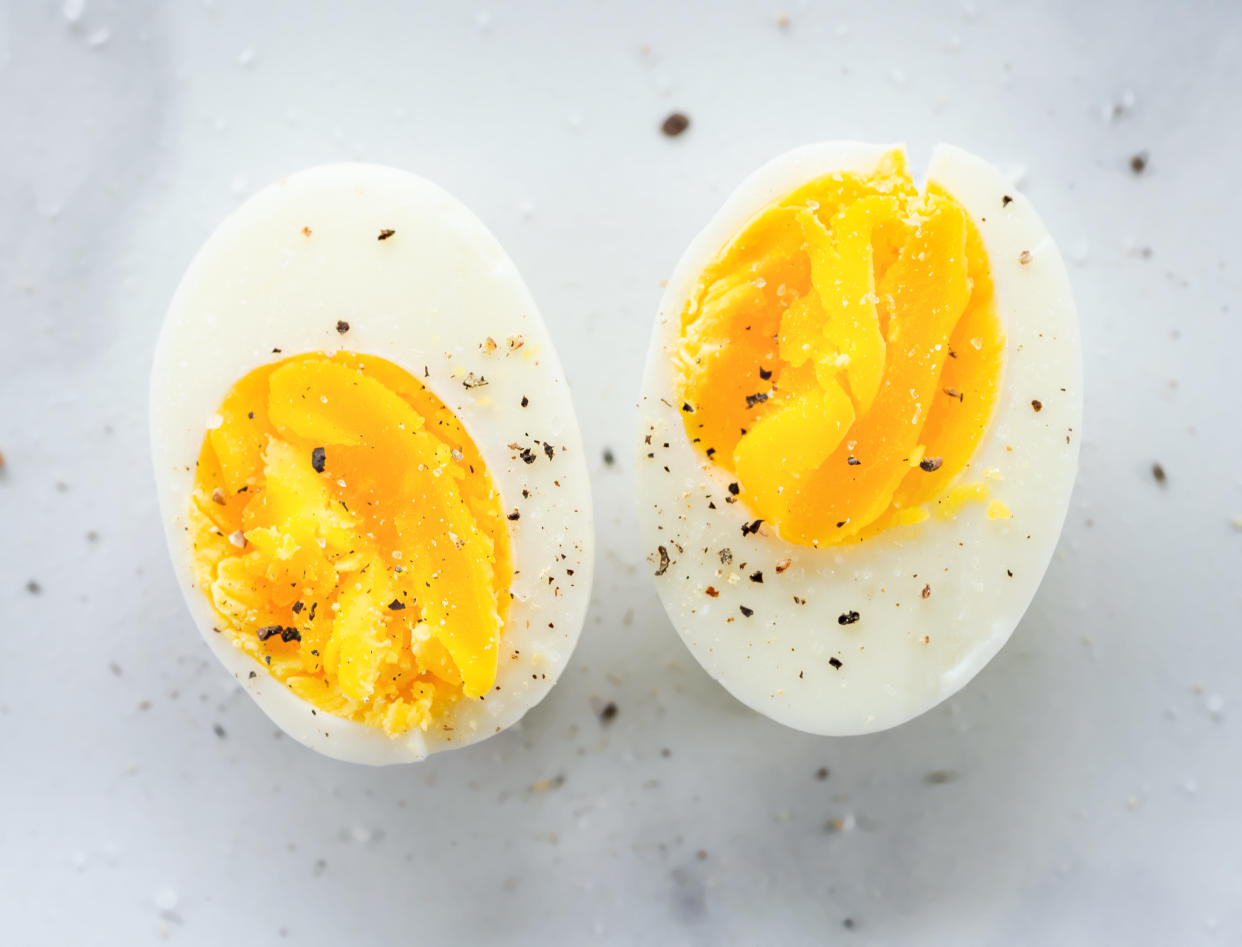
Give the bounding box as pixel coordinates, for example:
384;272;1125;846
636;142;1082;736
151;164;594;764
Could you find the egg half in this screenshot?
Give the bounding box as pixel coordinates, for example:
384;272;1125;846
151;164;593;764
636;142;1081;735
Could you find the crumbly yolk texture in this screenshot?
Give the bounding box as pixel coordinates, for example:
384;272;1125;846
679;150;1004;546
189;352;512;735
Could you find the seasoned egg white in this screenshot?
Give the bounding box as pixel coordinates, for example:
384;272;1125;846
636;142;1082;735
151;164;593;764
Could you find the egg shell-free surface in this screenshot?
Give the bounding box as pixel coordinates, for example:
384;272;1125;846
636;142;1082;735
151;164;594;764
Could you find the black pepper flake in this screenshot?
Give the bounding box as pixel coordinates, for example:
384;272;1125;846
919;457;944;472
280;627;301;642
256;625;283;641
247;411;255;419
519;447;536;464
213;723;227;739
705;447;717;458
543;443;554;460
520;395;529;407
336;320;350;334
741;519;763;536
1031;399;1043;412
759;367;773;380
847;456;860;466
829;657;843;669
719;548;733;564
838;610;860;625
248;670;257;679
728;482;740;495
1002;195;1013;207
311;447;326;473
739;605;754;617
599;702;618;725
1152;462;1166;485
602;448;614;466
1130;151;1148;174
309;602;318;620
661;111;690;137
378;228;396;240
387;599;406;611
292;601;304;614
745;392;769;409
682;402;694;413
943;387;963;402
654;545;671;577
507;510;520;521
749;571;763;583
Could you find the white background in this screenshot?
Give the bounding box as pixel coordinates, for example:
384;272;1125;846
2;1;1240;944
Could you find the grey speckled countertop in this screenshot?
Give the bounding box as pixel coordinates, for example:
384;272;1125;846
2;1;1240;944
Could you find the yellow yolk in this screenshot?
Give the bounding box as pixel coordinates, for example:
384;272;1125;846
679;150;1004;546
188;352;512;734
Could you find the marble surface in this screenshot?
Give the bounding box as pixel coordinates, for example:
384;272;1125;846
2;1;1240;943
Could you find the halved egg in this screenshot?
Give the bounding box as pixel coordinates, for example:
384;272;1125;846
151;164;593;764
636;142;1081;735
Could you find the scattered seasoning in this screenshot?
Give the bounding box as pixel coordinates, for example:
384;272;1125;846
921;583;931;599
775;558;791;574
210;487;226;505
654;545;671;577
309;602;318;620
745;392;769;409
520;395;529;407
336;320;350;334
682;402;694;413
506;510;520;521
292;601;304;614
749;571;763;583
311;447;326;473
1152;462;1167;485
1006;569;1014;577
599;701;618;725
213;723;227;739
919;457;943;472
739;605;754;617
1130;151;1148;174
247;411;255;419
1018;249;1032;265
741;519;763;536
281;627;301;642
1031;399;1043;412
543;443;554;460
815;767;829;781
728;482;740;496
378;229;395;240
705;447;716;458
1002;195;1013;207
829;657;843;669
661;112;690;137
602;448;615;466
387;599;406;611
518;447;536;464
943;387;963;402
758;367;774;382
838;610;860;625
705;586;720;597
462;372;488;389
847;455;861;466
719;548;733;564
248;670;257;679
256;625;283;641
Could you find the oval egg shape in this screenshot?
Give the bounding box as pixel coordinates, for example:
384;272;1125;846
636;142;1082;735
151;164;594;764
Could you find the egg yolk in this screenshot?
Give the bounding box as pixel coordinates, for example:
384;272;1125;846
188;352;512;735
679;150;1004;545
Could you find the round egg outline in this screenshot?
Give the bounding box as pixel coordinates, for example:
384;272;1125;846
151;164;595;764
636;142;1082;736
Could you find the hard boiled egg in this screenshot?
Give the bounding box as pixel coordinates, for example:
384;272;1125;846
636;142;1081;735
151;164;593;764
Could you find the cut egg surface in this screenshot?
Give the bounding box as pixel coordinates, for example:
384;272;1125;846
636;143;1081;736
151;164;593;764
